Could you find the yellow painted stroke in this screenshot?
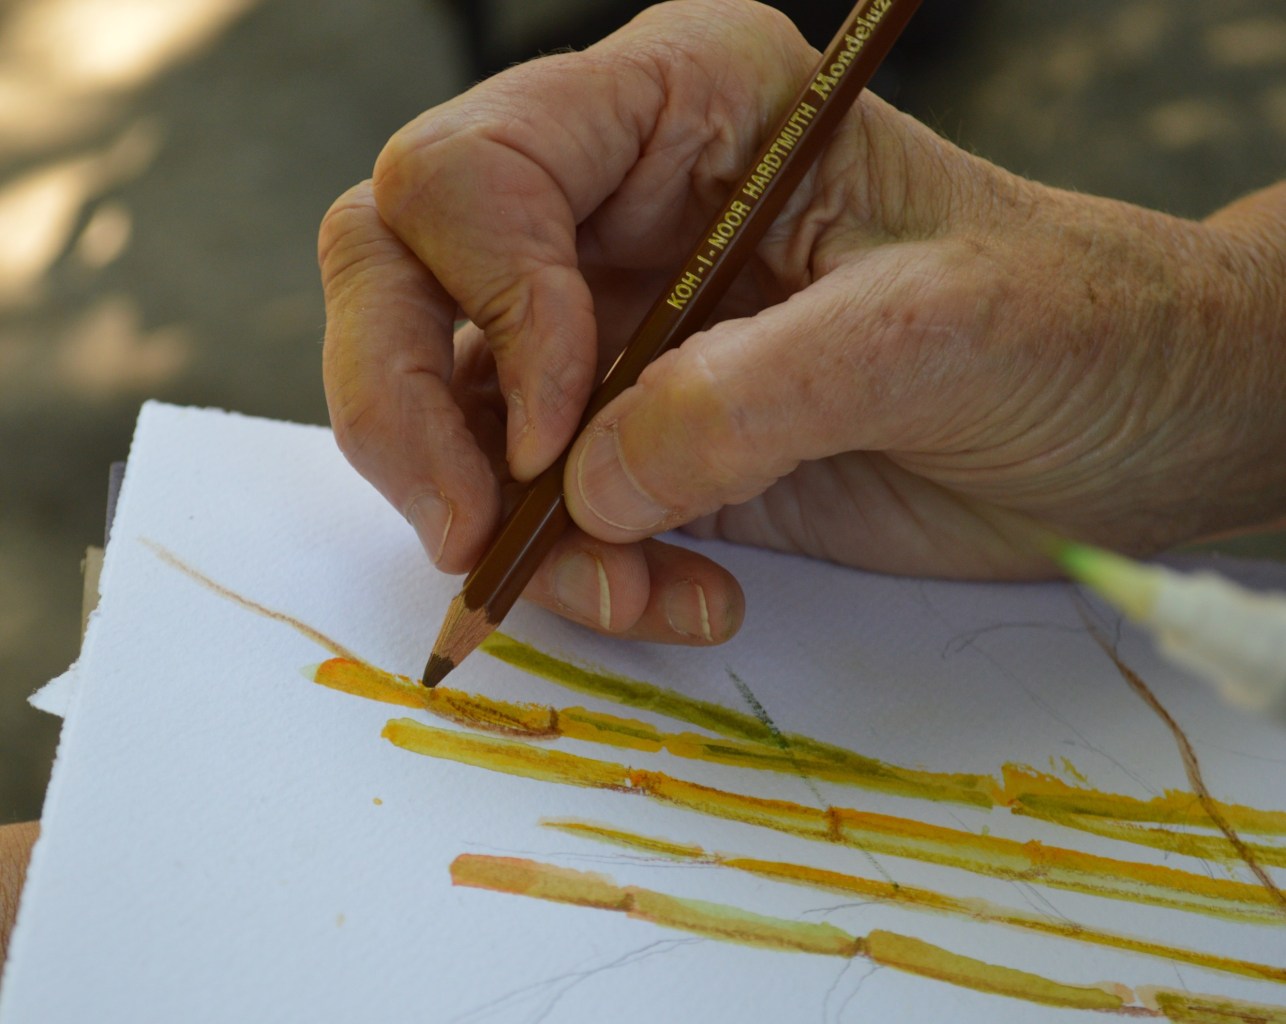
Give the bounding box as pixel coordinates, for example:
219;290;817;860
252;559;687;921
451;853;859;957
1151;988;1286;1023
152;538;1286;853
314;658;659;748
865;930;1126;1012
1001;765;1286;837
314;657;1285;908
480;636;995;806
543;819;1286;985
480;636;1286;838
314;659;985;795
1012;810;1286;870
382;719;1284;923
315;656;1286;878
450;853;1131;1014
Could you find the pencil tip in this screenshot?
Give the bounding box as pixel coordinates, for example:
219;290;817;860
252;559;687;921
422;653;454;689
423;596;494;686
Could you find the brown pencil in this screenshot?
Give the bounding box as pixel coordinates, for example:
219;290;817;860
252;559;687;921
424;0;924;686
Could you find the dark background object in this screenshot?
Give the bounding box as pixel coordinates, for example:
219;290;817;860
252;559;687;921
447;0;976;111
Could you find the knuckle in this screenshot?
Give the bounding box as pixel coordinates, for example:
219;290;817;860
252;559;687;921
317;190;398;296
371;82;552;230
655;346;758;498
317;186;369;268
371;109;506;238
469;273;532;363
370;113;452;215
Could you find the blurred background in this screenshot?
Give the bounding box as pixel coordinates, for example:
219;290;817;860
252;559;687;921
2;0;1283;824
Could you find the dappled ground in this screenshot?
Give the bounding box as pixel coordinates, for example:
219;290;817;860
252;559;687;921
0;0;467;820
2;0;1283;823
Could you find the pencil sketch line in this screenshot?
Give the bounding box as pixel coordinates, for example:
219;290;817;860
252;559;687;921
822;957;874;1024
727;666;897;889
832;962;882;1024
1013;881;1075;927
1085;621;1286;916
448;937;701;1024
940;621;1086;658
923;589;1159;796
1188;739;1286;767
800;900;877;919
143;539;363;662
726;666;827;805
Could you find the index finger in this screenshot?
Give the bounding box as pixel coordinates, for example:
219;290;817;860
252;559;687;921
370;0;816;479
320;181;500;572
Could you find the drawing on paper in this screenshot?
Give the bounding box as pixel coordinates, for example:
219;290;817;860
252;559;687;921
149;540;1286;1022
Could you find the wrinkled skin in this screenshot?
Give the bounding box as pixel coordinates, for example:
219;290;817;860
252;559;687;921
319;0;1286;645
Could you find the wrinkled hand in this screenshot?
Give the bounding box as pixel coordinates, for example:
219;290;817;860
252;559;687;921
320;0;1286;644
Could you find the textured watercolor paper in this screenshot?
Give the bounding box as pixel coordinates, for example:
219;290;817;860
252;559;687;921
2;402;1283;1023
27;667;77;717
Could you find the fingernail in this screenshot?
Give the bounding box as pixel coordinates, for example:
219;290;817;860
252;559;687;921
406;492;452;566
574;425;668;533
552;551;612;629
664;580;714;642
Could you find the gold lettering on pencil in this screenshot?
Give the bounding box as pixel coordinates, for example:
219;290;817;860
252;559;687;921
666;200;757;308
810;0;892;101
665;268;703;310
668;72;827;302
742;102;817;200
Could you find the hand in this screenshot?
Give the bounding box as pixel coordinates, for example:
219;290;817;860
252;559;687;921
320;0;1286;644
1;821;38;966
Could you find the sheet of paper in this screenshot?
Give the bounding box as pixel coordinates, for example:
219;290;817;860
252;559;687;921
3;402;1284;1023
27;667;77;718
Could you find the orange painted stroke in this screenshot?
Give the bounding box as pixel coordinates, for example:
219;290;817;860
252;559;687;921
453;853;1286;1021
480;635;1286;839
450;853;1135;1013
383;719;1285;923
1011;809;1286;870
543;819;1286;985
316;659;1286;875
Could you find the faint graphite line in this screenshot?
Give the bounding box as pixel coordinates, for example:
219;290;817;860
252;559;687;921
928;592;1159;796
727;666;897;889
1081;610;1286;916
449;938;701;1024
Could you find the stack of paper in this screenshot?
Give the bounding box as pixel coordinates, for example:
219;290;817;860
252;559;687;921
2;403;1283;1022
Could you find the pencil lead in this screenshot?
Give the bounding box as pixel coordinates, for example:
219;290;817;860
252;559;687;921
423;653;455;688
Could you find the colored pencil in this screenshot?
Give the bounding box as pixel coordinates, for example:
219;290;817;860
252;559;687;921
424;0;924;686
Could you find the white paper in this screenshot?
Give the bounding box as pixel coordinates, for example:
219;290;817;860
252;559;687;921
28;666;78;718
2;402;1283;1023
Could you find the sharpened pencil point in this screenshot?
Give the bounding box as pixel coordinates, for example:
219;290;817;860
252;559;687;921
423;653;455;688
423;596;498;684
